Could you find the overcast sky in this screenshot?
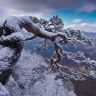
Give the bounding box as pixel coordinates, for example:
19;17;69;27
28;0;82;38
0;0;96;32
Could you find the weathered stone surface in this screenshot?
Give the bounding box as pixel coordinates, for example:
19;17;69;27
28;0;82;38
72;77;96;96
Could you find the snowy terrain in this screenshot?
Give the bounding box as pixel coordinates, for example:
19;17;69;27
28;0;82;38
5;50;76;96
0;16;95;96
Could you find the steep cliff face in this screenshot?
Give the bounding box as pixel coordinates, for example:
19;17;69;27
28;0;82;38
0;32;24;85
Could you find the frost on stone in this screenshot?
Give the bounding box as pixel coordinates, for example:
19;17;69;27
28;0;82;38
0;47;14;74
0;24;24;95
0;32;24;73
0;32;24;41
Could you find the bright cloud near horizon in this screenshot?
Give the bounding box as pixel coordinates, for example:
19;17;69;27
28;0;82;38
73;19;82;23
0;0;96;32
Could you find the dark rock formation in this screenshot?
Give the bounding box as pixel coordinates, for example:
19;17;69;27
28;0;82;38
72;77;96;96
0;23;24;85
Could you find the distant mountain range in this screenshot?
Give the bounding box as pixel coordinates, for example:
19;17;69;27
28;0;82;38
81;31;96;38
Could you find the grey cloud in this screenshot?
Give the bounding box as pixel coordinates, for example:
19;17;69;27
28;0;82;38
0;0;96;13
89;0;96;4
0;0;96;15
80;3;96;12
0;8;7;15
